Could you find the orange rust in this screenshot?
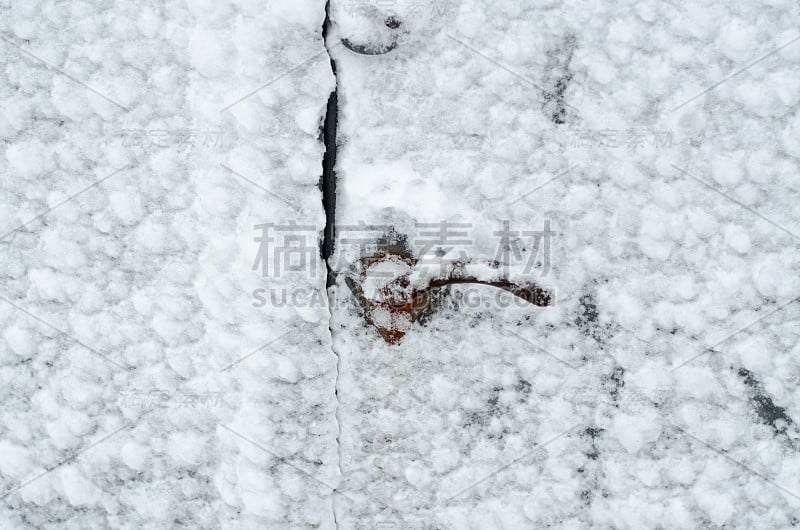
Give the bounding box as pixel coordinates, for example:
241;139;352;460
347;251;552;345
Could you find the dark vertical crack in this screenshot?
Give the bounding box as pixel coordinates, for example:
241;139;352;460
321;3;342;528
321;88;338;280
321;2;338;287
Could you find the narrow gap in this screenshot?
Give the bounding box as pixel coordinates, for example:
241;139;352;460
321;2;343;527
321;3;338;285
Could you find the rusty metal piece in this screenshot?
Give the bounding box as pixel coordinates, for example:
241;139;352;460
345;234;552;344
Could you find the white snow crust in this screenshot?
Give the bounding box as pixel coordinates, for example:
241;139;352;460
1;1;337;528
1;0;800;528
328;0;800;528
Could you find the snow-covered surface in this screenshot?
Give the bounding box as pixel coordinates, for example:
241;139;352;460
1;1;337;528
329;0;800;528
2;0;800;528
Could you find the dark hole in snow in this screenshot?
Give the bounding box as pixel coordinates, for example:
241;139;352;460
738;367;795;436
384;16;401;29
608;366;625;404
583;427;603;460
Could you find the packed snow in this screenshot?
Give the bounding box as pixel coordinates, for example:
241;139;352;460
328;0;800;527
1;0;336;528
1;0;799;528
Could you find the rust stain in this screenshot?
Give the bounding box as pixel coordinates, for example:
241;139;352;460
346;243;552;345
